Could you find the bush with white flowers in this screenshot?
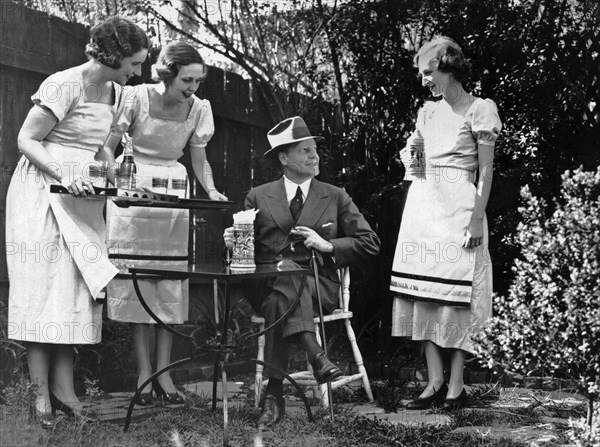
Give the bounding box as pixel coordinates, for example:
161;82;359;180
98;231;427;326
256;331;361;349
475;166;600;430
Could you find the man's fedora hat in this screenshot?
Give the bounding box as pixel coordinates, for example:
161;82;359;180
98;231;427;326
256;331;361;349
265;116;324;158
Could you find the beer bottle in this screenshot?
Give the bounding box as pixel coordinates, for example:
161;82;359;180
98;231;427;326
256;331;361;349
117;134;137;189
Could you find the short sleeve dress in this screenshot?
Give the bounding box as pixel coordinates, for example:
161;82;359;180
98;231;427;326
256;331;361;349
389;97;502;353
106;84;215;324
6;67;119;344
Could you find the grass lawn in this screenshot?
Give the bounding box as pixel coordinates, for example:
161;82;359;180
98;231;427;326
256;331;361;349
1;404;535;447
0;352;588;446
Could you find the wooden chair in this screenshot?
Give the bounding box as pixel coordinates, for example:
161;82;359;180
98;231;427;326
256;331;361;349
251;267;374;408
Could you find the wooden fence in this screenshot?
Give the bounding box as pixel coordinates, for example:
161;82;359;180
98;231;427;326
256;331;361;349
0;0;284;293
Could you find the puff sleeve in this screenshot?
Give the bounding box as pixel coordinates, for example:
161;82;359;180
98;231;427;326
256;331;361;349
109;85;141;137
31;70;80;122
469;99;502;146
188;99;215;151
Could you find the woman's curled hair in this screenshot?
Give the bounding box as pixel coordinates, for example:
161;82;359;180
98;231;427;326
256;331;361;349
153;42;207;84
85;16;149;69
414;36;472;83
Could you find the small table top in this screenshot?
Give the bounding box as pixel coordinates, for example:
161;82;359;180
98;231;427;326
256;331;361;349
129;261;308;280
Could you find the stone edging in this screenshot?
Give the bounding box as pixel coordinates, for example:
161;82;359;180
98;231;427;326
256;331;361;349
374;365;578;392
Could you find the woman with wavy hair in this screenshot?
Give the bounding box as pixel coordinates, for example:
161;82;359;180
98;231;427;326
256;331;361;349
6;16;148;426
104;41;227;406
390;36;502;410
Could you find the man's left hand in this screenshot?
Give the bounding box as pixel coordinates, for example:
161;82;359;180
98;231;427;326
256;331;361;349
291;226;334;253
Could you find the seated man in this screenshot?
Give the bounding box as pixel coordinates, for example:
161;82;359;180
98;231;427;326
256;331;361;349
223;116;380;428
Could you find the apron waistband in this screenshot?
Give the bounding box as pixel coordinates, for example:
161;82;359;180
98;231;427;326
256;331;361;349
425;165;477;183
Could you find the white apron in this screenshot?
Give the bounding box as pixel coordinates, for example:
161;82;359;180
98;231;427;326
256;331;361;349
106;155;190;324
6;144;118;344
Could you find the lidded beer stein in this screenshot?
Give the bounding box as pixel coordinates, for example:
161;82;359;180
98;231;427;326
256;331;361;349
230;209;259;270
403;130;426;181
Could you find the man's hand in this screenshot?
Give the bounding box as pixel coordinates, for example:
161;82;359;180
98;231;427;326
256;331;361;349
291;226;334;253
223;226;234;248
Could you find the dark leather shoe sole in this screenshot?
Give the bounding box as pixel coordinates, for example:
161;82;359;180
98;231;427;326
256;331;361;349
442;389;468;411
49;392;99;422
133;392;154;406
314;366;343;384
406;383;448;410
312;352;344;384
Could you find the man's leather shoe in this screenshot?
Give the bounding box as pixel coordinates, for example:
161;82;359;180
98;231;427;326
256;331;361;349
257;395;285;428
311;351;343;385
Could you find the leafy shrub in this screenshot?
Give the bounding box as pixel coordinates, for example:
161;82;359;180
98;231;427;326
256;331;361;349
0;375;36;408
475;166;600;425
568;404;600;446
0;303;26;389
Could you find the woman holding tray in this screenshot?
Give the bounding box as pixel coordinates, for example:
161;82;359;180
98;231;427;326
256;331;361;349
103;41;227;405
5;17;149;426
390;36;502;410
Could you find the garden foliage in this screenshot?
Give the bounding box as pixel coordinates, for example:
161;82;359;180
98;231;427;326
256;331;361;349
475;167;600;422
5;0;600;384
13;0;600;326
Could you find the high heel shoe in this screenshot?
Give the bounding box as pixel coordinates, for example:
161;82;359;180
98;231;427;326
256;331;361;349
442;388;468;411
153;379;184;405
30;397;55;429
406;383;448;410
133;377;154;406
49;392;99;422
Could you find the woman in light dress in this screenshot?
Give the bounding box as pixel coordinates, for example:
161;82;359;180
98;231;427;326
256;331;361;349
103;42;227;405
390;36;502;410
6;17;149;426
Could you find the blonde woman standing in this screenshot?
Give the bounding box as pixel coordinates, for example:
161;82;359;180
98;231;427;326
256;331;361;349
391;36;502;410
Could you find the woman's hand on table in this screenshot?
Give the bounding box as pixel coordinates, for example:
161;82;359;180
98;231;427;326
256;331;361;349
208;189;228;201
61;176;95;197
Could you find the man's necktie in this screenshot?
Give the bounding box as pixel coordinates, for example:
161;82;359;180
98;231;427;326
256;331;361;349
290;186;303;222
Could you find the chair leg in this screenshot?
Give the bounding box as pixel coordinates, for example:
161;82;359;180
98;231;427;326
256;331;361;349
254;322;265;407
344;318;373;401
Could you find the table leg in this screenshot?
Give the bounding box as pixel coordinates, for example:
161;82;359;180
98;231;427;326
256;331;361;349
221;359;229;446
211;354;219;411
311;250;335;420
250;359;314;422
244;271;314;421
247;272;307;339
211;277;232;413
131;271;192;341
123;358;191;432
212;278;233;446
126;271;196;432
